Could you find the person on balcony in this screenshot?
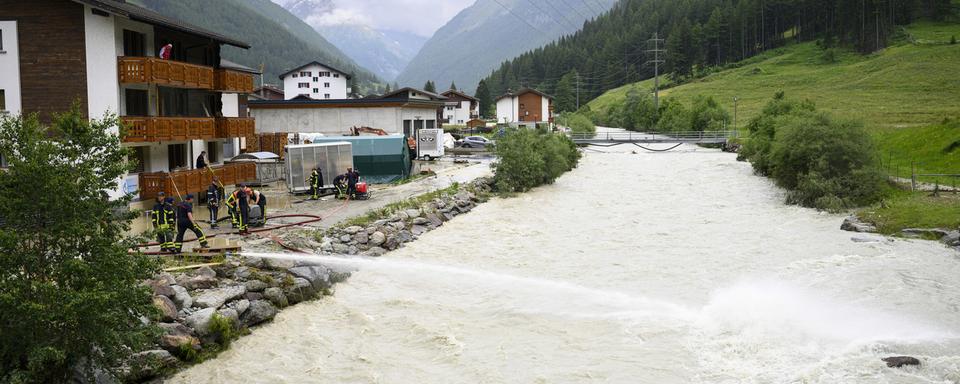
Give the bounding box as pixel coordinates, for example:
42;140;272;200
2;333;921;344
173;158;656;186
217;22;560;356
195;151;207;169
174;194;208;253
159;43;173;60
206;180;221;229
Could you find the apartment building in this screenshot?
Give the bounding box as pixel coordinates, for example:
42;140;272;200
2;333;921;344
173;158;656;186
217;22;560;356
0;0;258;201
279;61;351;100
440;89;479;125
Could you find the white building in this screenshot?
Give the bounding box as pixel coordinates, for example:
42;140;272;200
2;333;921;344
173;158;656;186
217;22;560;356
495;88;554;126
440;89;479;125
1;0;259;202
279;61;351;100
250;87;446;138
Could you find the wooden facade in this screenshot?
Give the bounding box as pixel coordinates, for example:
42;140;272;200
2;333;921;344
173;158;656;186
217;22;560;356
121;116;254;142
138;162;256;200
118;56;215;89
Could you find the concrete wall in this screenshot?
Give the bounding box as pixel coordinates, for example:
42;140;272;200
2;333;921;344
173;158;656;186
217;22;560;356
541;95;551;122
221;93;238;117
84;5;119;123
252;105;439;136
281;63;348;100
0;21;22;115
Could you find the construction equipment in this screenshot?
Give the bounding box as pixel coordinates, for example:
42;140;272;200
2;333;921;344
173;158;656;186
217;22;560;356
353;181;370;200
350;126;388;136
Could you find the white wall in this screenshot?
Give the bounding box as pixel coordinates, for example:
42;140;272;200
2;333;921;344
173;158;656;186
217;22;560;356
496;97;516;123
252;105;439;135
541;96;551;122
84;5;120;123
221;93;239;117
114;17;154;57
281;63;348;100
0;21;22;116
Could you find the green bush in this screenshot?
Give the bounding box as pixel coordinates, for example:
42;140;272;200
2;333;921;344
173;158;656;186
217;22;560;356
739;93;886;211
0;105;159;382
689;95;731;131
208;314;236;348
558;112;596;134
656;98;692;132
493;129;581;192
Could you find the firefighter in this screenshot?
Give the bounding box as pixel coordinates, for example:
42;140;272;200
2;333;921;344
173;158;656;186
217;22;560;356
251;188;267;223
237;186;251;234
151;192;166;248
206;180;221;229
346;167;360;198
174;194;208;253
309;167;323;199
225;187;240;228
333;173;348;199
161;197;176;252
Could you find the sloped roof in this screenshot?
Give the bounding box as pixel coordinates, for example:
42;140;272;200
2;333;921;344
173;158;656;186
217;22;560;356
220;59;260;74
279;61;353;80
495;88;553;101
441;89;479;102
73;0;250;48
381;87;447;101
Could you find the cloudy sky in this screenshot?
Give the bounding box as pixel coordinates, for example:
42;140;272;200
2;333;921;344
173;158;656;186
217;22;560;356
274;0;476;37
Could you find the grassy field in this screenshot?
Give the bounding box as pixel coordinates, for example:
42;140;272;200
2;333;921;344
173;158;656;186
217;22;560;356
587;22;960;232
858;190;960;234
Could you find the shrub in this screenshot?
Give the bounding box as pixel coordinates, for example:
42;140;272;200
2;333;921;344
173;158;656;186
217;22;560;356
558;112;596;134
0;105;158;382
656;98;691;132
951;35;957;45
493;129;581;192
689;95;730;131
739;93;886;211
820;48;839;63
208;314;236;348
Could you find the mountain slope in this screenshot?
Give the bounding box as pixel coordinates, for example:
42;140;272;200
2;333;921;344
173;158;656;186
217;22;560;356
133;0;382;92
395;0;618;93
275;0;426;81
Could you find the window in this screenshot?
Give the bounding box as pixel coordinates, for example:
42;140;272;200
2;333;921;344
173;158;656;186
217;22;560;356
124;89;147;116
446;106;454;111
0;29;4;52
324;82;330;88
333;73;339;78
206;141;219;164
298;82;309;88
426;120;435;129
300;71;311;77
292;73;298;78
403;120;412;137
447;115;453;120
319;71;330;77
0;89;5;112
312;88;318;93
414;120;423;130
130;146;146;173
123;29;145;56
167;144;187;170
324;94;330;99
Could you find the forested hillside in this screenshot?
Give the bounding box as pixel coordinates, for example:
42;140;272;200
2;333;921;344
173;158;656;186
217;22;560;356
132;0;383;93
479;0;956;112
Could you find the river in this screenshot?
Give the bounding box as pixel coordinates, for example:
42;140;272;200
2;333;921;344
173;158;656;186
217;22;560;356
169;144;960;383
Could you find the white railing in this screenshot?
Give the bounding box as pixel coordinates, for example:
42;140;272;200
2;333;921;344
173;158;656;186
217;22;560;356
568;130;738;142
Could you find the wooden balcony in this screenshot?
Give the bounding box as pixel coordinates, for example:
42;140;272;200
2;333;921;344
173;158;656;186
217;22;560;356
121;116;215;143
138;162;257;200
214;68;255;93
118;56;214;89
215;117;255;139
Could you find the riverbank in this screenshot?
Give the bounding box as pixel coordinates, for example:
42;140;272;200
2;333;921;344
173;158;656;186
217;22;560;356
126;174;494;382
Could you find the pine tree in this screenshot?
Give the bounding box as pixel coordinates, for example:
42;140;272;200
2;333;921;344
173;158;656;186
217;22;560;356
424;80;436;93
554;70;578;113
475;79;493;118
449;81;458;91
384;83;392;93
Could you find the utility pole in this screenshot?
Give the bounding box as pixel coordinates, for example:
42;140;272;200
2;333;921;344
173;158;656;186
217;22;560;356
733;96;739;133
646;32;665;110
576;72;580;110
258;63;265;98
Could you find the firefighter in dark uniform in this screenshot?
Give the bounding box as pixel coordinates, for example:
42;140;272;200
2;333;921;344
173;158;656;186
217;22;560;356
237;186;250;234
206;180;221;229
309;167;323;199
225;187;239;228
174;194;208;253
333;173;348;199
346;167;360;198
151;192;167;249
161;197;176;252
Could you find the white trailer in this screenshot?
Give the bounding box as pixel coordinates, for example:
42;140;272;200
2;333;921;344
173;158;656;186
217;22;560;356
284;142;353;193
417;128;444;160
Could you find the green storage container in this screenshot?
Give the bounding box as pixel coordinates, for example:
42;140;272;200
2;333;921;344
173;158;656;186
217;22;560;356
310;135;412;183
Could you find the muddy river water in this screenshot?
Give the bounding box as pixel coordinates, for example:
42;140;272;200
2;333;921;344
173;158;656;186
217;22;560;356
169;144;960;383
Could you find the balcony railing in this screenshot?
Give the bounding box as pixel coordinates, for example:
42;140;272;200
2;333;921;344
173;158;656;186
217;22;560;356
118;56;214;89
121;116;215;143
139;162;257;200
214;69;255;93
215;117;255;139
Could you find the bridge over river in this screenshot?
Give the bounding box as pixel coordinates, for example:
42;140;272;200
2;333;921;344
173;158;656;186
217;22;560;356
568;130;738;150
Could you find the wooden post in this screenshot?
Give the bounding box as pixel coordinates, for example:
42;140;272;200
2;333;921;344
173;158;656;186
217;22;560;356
911;161;916;191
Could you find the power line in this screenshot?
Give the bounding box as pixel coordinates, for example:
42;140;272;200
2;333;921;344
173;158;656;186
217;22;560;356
491;0;549;35
556;0;591;22
578;0;602;17
524;0;579;31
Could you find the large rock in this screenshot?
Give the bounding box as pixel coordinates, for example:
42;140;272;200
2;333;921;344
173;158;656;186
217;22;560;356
288;266;332;291
169;285;192;309
243;292;263;302
332;243;350;254
146;279;175;298
233;266;252;280
193;266;216;279
404;208;422;218
425;213;443;227
383;235;399;250
152;295;178;322
264;257;296;270
411;217;430;226
410;225;428;236
184;308;216;336
241;300;278;327
178;275;218;290
841;216;877;233
354;231;369;244
263;287;288;307
901;228;950;239
284;277;317;304
194;286;246;309
244;279;268;292
157;323;199;352
216;308;240;328
126;350;178;381
882;356;920;368
229;299;250;315
397;230;413;243
942;230;960;246
362;247;387;257
343;225;363;235
368;231;386;246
